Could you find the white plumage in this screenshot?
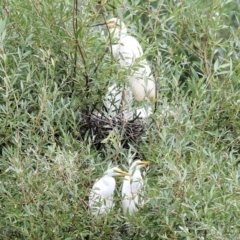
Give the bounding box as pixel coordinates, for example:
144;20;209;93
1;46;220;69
109;19;143;67
107;18;156;102
103;83;133;120
104;84;152;120
89;167;130;217
93;18;157;105
122;160;151;215
129;59;156;102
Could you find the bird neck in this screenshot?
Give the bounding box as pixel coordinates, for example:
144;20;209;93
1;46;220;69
104;172;112;177
111;27;127;40
130;166;140;175
102;174;115;185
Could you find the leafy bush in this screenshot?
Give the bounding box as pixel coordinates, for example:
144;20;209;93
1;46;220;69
1;0;240;239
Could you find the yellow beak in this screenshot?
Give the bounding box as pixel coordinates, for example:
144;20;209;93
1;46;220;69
139;161;151;166
114;168;131;176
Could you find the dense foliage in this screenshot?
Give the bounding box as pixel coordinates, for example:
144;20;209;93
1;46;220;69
1;0;240;239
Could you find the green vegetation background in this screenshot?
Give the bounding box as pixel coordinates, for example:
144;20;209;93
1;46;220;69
0;0;240;239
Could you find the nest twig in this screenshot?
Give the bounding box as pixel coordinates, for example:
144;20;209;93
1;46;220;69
79;109;147;149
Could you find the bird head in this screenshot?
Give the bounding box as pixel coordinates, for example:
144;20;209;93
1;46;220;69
90;18;127;38
130;160;151;172
105;167;130;177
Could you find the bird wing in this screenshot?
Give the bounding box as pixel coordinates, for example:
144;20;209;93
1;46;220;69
122;173;143;197
128;61;156;101
112;36;143;67
122;173;144;215
130;174;143;194
89;176;116;216
104;84;123;114
89;177;115;204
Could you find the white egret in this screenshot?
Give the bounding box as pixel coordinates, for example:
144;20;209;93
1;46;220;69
103;83;133;120
122;160;151;215
89;167;130;217
104;83;153;120
93;18;157;103
135;105;152;118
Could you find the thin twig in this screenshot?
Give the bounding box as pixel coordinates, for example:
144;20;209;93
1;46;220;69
72;0;78;78
72;0;90;92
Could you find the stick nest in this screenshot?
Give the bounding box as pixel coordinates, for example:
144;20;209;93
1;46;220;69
79;110;148;149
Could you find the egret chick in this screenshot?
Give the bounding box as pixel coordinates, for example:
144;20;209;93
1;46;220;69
89;167;130;217
122;160;151;215
93;18;157;103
